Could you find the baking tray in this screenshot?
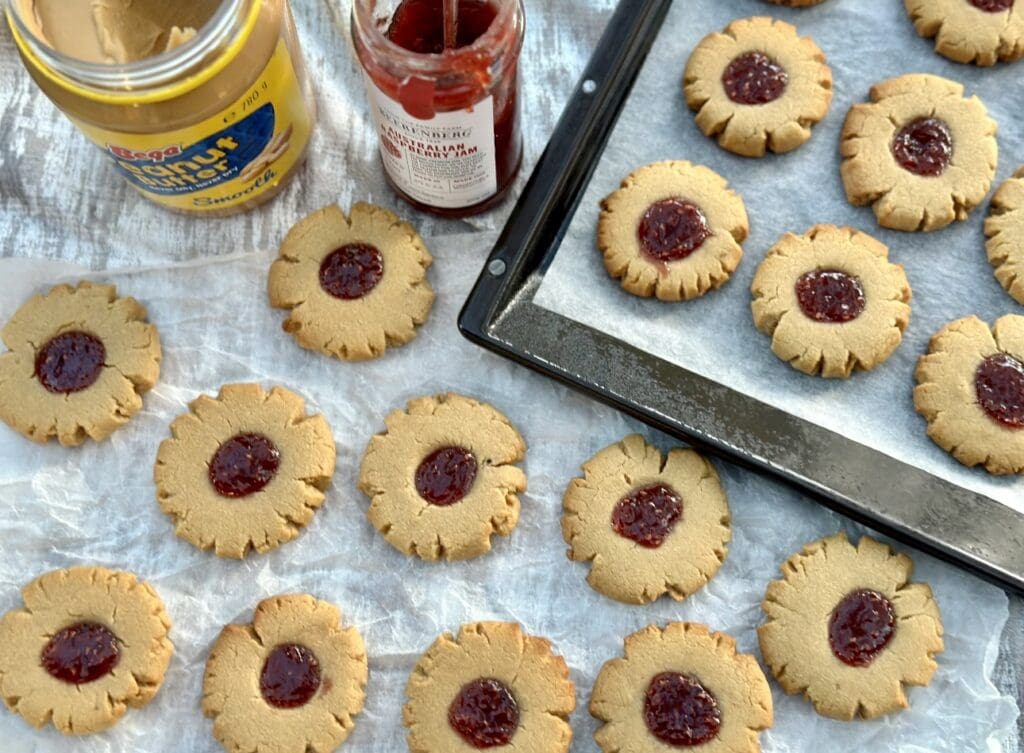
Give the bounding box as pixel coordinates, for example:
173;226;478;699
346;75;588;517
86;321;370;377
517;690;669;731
459;0;1024;594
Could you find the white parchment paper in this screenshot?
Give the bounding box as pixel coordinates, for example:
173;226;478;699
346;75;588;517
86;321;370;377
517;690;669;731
533;0;1024;513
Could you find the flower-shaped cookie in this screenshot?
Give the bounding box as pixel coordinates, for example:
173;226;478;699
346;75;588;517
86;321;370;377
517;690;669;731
841;74;998;232
0;281;161;445
914;314;1024;474
599;161;748;301
404;622;575;753
203;594;367;753
684;17;833;157
562;434;731;605
751;224;912;378
0;566;173;735
155;383;336;558
268;203;435;361
591;622;773;753
359;393;526;561
985;166;1024;304
758;533;944;720
906;0;1024;66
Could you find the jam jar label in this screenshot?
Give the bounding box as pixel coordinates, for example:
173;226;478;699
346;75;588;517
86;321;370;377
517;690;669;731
363;75;498;210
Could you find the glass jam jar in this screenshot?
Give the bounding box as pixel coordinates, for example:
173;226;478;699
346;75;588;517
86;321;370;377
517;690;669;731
352;0;525;217
5;0;315;216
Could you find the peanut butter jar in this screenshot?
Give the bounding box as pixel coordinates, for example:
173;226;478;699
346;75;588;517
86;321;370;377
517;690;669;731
5;0;316;215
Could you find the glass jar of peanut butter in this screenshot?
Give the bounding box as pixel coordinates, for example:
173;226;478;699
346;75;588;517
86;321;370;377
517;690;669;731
5;0;316;215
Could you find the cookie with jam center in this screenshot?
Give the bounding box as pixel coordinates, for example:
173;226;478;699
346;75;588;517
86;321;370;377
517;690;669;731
0;281;161;446
906;0;1024;67
0;566;173;735
758;533;944;720
751;224;912;378
562;434;731;605
985;166;1024;305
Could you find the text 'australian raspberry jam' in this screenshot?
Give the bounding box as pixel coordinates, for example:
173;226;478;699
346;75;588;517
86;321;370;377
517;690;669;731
209;433;282;498
612;484;683;548
448;678;520;748
644;672;721;746
828;589;896;667
35;331;105;394
638;199;712;263
260;644;322;709
975;354;1024;429
41;622;121;685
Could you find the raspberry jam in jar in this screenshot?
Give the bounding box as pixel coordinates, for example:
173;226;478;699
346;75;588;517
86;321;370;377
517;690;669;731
352;0;524;216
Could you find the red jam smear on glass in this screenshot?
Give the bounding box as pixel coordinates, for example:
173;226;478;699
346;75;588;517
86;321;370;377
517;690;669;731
611;484;683;548
34;331;105;394
319;244;384;300
209;433;281;498
891;118;953;177
828;589;896;667
969;0;1014;11
41;622;120;685
260;644;322;709
448;677;519;748
415;446;478;506
638;199;711;263
722;51;788;105
387;0;498;53
644;672;721;747
975;354;1024;429
796;270;866;324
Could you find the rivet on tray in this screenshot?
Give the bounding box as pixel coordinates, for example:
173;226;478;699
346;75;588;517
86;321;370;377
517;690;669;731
582;79;597;94
488;259;507;277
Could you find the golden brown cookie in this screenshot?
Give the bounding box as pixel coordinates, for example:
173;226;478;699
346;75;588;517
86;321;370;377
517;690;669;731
358;393;526;561
404;622;575;753
840;74;998;232
561;434;731;605
0;281;161;446
591;622;773;753
598;161;748;301
914;314;1024;474
906;0;1024;66
751;224;912;378
155;383;336;558
268;203;435;362
684;17;833;157
985;166;1024;304
0;566;173;735
203;594;368;753
758;533;944;720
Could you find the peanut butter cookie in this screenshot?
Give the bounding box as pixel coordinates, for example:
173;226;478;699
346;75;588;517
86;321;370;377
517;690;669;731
758;533;944;720
598;161;748;301
0;566;173;735
985;166;1024;304
591;622;773;753
562;435;731;605
155;383;336;558
358;393;526;561
404;622;575;753
203;594;367;753
684;17;833;157
914;314;1024;474
0;281;161;446
268;203;435;361
751;224;912;378
906;0;1024;66
840;74;998;232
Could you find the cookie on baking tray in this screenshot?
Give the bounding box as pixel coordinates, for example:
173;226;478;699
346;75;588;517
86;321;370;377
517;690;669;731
562;434;731;605
751;224;912;378
358;393;526;561
758;532;944;720
590;622;773;753
914;314;1024;474
155;383;336;558
598;161;748;301
985;166;1024;305
0;281;161;446
905;0;1024;67
840;74;998;232
404;621;575;753
684;16;833;157
0;566;173;735
268;202;435;361
203;594;367;753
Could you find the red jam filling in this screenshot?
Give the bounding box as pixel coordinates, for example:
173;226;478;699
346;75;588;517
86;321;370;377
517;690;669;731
34;331;105;394
386;0;498;53
644;672;721;747
969;0;1014;11
796;270;866;324
611;484;683;548
208;433;281;498
892;118;953;177
638;199;711;263
975;354;1024;429
319;244;384;300
415;446;478;506
828;589;896;667
260;644;322;709
448;678;519;748
722;51;788;105
41;622;120;685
